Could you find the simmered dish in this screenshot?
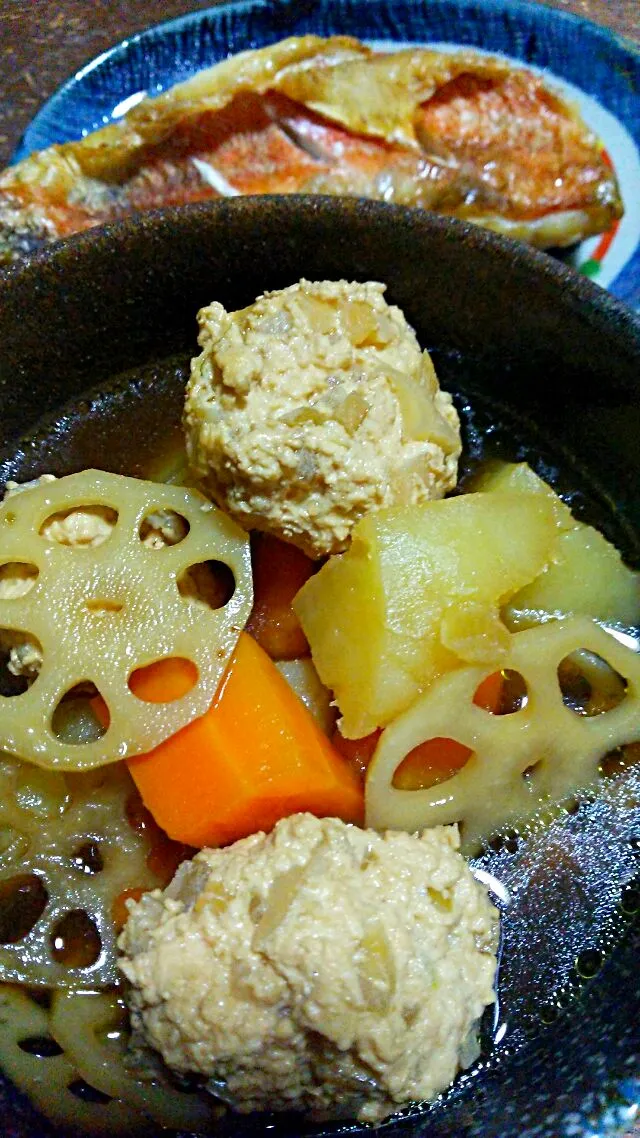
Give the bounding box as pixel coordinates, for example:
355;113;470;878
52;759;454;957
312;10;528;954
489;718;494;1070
0;279;638;1133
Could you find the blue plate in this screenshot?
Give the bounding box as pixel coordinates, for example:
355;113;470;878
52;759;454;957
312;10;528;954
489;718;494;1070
13;0;640;308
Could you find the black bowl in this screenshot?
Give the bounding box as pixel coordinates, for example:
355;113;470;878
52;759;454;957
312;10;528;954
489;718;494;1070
0;197;639;1138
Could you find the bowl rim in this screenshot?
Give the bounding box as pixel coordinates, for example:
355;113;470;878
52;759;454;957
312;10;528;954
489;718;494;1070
3;195;640;342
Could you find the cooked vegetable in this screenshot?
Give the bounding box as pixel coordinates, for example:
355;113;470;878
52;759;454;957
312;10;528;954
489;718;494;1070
294;492;557;737
0;985;152;1136
507;524;640;630
245;533;314;658
0;756;165;989
275;657;337;734
471;459;575;529
475;462;640;629
0;470;252;771
49;988;218;1132
334;670;504;785
366;616;640;853
124;633;364;847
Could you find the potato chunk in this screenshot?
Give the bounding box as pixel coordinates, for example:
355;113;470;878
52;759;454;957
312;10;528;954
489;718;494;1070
506;524;640;630
474;462;640;630
294;493;556;737
471;460;575;529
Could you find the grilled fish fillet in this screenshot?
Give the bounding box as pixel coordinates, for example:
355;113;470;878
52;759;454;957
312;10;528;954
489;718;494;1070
0;35;623;263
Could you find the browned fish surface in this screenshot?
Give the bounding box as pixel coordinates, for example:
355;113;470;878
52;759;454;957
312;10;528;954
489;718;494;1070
0;35;623;264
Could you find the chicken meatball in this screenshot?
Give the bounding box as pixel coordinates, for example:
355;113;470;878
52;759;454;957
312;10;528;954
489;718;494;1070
119;813;499;1123
184;280;461;558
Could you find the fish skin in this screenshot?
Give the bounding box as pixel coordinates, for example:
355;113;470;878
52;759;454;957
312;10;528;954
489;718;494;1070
0;35;623;264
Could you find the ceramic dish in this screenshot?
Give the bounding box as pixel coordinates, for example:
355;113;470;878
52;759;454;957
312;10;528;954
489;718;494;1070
0;196;639;1138
10;0;640;308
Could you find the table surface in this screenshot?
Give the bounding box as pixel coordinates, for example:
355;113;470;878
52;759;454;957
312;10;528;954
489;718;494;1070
0;0;639;168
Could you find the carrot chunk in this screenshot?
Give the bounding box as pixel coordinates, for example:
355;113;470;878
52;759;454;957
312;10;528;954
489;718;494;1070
125;632;364;847
112;887;148;932
245;533;314;659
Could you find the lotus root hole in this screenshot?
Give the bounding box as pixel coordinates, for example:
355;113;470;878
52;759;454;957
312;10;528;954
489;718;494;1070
71;841;104;875
50;909;101;968
0;630;43;698
17;1035;63;1058
178;560;236;609
51;684;108;744
128;657;199;703
139;509;190;548
39;505;118;547
0;873;48;943
84;599;124;616
487;830;520;855
522;760;544;787
67;1079;112;1104
474;669;528;715
392;738;473;791
599;741;640;779
558;649;627;717
0;561;39;599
